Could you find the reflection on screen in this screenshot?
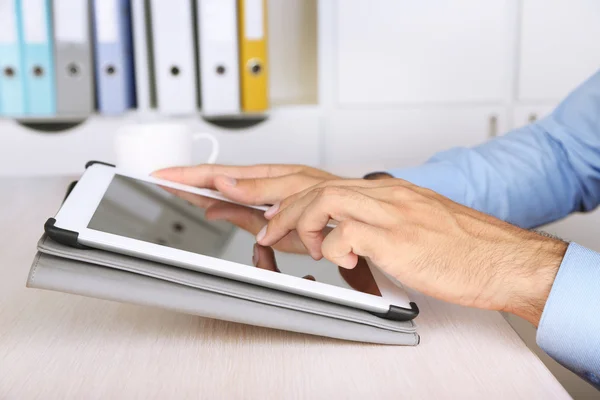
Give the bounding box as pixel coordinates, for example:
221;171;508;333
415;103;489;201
87;175;381;297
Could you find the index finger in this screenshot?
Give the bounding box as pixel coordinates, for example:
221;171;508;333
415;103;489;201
152;164;305;189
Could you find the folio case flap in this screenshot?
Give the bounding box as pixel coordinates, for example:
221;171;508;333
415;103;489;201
27;235;419;345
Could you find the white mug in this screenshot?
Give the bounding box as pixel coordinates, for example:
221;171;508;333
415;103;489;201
114;123;219;175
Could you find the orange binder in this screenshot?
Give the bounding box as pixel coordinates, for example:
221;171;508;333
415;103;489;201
238;0;268;112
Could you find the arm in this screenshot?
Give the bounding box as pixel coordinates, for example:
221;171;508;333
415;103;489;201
153;72;600;387
386;70;600;389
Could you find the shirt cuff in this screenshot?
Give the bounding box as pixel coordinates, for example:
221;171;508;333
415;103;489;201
386;162;474;208
537;242;600;388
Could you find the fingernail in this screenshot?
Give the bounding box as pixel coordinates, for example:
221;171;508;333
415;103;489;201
264;202;280;218
256;225;267;243
222;176;237;187
252;244;259;266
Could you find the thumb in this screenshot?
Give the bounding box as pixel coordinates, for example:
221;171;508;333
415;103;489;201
214;174;318;205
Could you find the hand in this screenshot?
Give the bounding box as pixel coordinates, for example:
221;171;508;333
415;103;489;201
256;178;569;326
152;164;342;206
153;164;390;254
160;182;381;294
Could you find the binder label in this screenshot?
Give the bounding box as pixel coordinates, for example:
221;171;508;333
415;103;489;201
55;0;87;43
22;0;48;44
244;0;264;40
0;1;17;43
95;0;118;43
203;0;236;42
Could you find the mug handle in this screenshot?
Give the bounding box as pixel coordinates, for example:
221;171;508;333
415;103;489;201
192;133;220;164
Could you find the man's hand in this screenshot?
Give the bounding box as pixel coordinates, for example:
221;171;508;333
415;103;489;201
256;178;569;326
152;164;341;206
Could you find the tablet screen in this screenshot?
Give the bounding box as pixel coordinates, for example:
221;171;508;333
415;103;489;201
87;175;382;297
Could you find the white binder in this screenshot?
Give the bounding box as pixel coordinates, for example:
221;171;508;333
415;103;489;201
197;0;240;116
131;0;153;111
149;0;197;115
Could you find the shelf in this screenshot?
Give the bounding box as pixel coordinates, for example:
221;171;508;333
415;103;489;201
0;105;323;176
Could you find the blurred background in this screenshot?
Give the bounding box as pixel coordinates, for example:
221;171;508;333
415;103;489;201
1;0;599;397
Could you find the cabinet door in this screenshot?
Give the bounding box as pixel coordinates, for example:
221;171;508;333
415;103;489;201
325;107;506;167
335;0;513;105
518;0;600;101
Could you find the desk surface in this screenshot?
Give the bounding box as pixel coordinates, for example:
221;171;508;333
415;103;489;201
0;177;570;399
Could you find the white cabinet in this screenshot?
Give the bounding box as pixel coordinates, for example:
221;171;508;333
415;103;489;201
325;106;506;167
334;0;514;105
518;0;600;101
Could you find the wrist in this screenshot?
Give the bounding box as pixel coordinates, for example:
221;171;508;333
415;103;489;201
502;233;568;326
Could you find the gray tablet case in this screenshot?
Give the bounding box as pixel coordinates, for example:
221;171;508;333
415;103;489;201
27;234;419;345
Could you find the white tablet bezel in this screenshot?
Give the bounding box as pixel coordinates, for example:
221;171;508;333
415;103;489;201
51;163;412;315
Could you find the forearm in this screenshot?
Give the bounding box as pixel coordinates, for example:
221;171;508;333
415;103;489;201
388;123;590;229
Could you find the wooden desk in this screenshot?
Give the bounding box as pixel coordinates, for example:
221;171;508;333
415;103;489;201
0;177;570;399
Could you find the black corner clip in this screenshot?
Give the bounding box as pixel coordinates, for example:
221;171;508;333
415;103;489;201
370;302;420;322
44;218;89;249
85;160;116;169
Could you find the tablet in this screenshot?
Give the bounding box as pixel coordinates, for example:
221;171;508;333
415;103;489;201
45;162;418;321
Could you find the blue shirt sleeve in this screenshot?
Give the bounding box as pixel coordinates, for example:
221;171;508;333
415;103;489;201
386;69;600;388
537;243;600;389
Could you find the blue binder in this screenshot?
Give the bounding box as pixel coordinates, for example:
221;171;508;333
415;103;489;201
0;0;25;116
92;0;136;114
17;0;56;116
